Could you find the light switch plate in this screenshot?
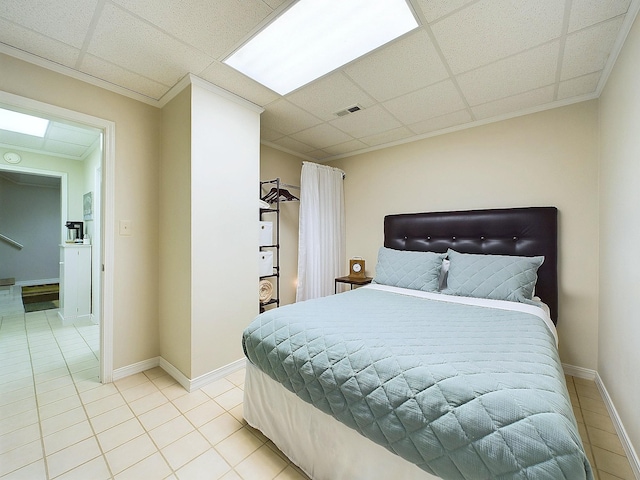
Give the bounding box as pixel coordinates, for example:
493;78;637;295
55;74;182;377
119;220;132;236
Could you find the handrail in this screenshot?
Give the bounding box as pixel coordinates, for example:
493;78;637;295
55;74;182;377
0;233;23;249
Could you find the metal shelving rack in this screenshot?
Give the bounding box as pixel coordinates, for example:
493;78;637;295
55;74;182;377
259;178;281;313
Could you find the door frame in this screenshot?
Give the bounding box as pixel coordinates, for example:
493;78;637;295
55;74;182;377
0;90;115;383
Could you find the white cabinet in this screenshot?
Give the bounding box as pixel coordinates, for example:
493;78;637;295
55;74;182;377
58;244;92;324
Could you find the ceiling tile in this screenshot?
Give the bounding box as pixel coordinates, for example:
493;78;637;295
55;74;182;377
286;72;375;121
43;139;87;157
471;86;555;120
0;130;45;150
568;0;631;33
200;61;279;106
330;105;402;139
457;42;559;106
0;0;98;48
111;0;274;59
290;124;353;150
306;149;330;160
343;29;449;102
323;140;369;156
409;109;473;135
261;0;289;8
79;54;170;100
270;136;316;154
260;100;322;135
260;126;284;142
382;80;466;125
431;0;565;74
0;19;80;68
360;127;415;147
87;4;214;87
561;17;625;80
415;0;477;23
557;71;601;100
47;124;99;147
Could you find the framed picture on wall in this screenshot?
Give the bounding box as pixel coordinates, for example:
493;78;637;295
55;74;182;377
83;192;93;221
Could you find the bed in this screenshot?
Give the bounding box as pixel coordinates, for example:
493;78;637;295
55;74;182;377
242;207;593;480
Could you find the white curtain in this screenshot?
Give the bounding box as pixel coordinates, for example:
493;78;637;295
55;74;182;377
296;161;345;302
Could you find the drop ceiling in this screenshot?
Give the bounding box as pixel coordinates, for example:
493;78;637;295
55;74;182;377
0;0;638;162
0;118;101;161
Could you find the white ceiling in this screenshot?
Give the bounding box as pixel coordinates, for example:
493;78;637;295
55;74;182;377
0;0;638;162
0;117;102;160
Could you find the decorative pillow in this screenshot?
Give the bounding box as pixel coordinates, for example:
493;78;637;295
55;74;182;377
439;258;450;291
373;247;445;292
443;249;544;304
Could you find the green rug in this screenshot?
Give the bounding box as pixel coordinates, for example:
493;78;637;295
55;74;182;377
22;283;59;304
24;300;59;313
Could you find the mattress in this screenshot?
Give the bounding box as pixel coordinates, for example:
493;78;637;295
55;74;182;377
242;285;593;480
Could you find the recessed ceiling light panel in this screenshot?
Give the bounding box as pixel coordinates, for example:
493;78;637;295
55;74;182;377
224;0;419;95
0;107;49;137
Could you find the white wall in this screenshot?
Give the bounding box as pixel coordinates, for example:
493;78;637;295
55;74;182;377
1;52;162;369
0;172;60;282
190;79;262;378
330;101;600;371
159;78;262;380
159;86;192;377
82;144;102;323
598;11;640;460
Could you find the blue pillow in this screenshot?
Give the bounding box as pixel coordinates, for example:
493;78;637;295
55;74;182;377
443;249;544;304
373;247;445;292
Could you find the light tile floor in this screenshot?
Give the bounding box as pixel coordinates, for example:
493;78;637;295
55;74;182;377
0;298;635;479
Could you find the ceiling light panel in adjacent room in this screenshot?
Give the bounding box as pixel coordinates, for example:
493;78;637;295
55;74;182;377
0;107;49;137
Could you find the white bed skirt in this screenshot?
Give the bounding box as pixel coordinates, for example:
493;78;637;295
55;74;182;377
244;361;438;480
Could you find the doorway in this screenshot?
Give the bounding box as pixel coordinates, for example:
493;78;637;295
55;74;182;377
0;90;115;383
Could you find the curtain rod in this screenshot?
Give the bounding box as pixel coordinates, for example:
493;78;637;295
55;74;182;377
302;161;346;179
261;179;300;189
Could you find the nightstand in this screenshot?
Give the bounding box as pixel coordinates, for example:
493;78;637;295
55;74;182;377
335;276;373;294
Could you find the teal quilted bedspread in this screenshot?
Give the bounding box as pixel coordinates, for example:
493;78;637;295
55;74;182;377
242;287;593;480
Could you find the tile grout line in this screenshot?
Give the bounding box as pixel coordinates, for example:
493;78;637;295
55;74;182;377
573;381;601;476
116;370;180;477
45;311;115;480
20;311;51;480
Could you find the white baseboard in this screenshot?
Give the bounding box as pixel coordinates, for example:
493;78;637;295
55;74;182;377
111;356;247;392
158;357;246;392
595;373;640;479
190;358;246;391
158;357;191;391
563;364;640;478
562;363;596;380
112;357;160;381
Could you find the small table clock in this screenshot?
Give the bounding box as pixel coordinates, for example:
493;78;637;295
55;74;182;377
349;258;365;278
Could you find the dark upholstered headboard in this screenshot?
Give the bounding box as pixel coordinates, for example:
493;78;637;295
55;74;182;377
384;207;558;323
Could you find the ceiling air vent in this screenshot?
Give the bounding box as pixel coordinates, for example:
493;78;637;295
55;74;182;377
334;104;363;117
